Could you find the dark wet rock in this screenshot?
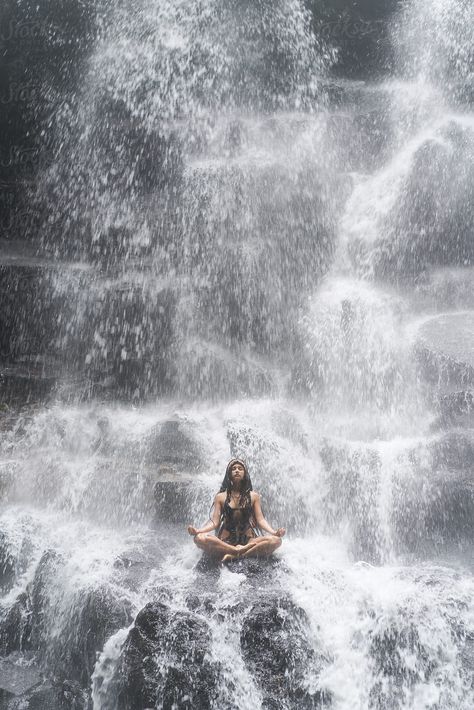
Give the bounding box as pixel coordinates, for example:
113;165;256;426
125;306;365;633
0;361;58;406
0;655;42;710
224;555;288;582
368;618;436;710
153;477;209;525
416;312;474;389
28;550;63;653
146;420;203;471
241;595;331;709
0;532;16;592
113;600;219;710
78;282;177;402
2;678;88;710
0;262;59;363
48;586;131;687
460;633;474;688
0;592;31;655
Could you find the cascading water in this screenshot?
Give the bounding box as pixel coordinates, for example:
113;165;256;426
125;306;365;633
1;0;473;708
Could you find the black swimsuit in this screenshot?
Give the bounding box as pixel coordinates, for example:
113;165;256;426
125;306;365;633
218;493;258;546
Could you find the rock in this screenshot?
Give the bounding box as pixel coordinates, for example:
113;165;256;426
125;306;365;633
240;595;331;709
0;361;58;405
310;1;400;80
0;592;31;655
460;634;474;688
153;476;209;524
48;586;131;687
2;678;87;710
391;459;474;552
434;390;474;430
0;531;16;592
368;618;435;710
173;339;275;399
28;550;63;653
178;162;335;357
113;601;220;710
416;312;474;389
0;656;42;701
430;431;474;471
356;123;474;281
145;420;203;471
415;267;474;311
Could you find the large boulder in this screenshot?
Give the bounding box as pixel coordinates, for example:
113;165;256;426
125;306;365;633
113;601;219;710
240;595;331;709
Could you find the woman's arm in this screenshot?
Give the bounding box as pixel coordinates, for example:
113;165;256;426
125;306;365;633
252;493;286;537
187;494;222;536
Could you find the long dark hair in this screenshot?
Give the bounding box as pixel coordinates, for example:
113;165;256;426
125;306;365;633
209;459;260;536
219;458;253;506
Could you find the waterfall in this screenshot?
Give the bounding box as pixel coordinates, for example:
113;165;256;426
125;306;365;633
0;0;473;708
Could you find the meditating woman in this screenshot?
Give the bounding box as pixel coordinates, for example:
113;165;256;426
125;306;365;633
187;458;285;562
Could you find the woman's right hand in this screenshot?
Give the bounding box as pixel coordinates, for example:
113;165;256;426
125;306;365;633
187;525;198;536
275;528;286;537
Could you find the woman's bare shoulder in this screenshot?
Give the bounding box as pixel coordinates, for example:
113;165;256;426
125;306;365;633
250;490;261;501
215;491;226;502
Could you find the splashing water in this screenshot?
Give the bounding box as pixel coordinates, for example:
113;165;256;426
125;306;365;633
1;0;474;708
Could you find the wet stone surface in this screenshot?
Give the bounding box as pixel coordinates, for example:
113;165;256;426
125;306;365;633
240;594;331;709
113;601;220;710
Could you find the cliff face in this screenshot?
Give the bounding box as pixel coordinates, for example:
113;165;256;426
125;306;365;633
0;0;399;231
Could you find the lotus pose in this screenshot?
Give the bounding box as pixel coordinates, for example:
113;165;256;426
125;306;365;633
187;459;285;563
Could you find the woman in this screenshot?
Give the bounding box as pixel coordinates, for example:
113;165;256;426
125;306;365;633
187;458;285;562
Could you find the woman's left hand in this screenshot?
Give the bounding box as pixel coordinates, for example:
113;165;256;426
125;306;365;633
274;528;286;537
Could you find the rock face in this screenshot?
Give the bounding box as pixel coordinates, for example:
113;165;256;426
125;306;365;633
321;432;474;559
113;601;220;710
417;312;474;389
240;595;330;709
368;619;435;710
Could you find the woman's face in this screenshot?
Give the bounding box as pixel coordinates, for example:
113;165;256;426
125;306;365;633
230;462;245;485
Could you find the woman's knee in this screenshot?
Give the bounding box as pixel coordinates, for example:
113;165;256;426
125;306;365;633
194;533;207;548
272;535;282;549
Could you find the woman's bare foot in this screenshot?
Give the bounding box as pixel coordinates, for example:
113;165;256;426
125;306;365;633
237;540;258;556
221;553;238;563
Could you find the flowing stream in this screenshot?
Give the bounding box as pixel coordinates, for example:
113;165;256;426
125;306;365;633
1;0;473;708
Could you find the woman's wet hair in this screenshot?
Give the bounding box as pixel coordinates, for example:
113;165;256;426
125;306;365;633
219;458;253;500
208;458;260;537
